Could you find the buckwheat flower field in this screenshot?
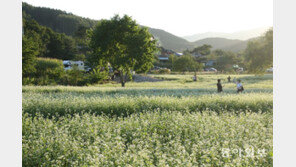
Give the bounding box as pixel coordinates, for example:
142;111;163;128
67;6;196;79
22;74;273;166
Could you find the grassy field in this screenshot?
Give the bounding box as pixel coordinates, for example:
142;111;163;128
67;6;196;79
22;74;273;166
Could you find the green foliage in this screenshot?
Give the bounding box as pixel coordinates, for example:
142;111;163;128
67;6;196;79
89;14;158;86
23;16;78;60
86;68;109;85
150;68;171;74
214;51;239;72
158;68;171;74
61;66;86;86
34;58;64;85
191;44;212;55
173;55;203;72
22;2;98;36
45;32;77;60
22;35;38;78
244;29;273;74
168;54;178;70
72;54;86;61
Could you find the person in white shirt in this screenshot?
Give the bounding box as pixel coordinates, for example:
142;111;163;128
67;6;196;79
236;79;244;93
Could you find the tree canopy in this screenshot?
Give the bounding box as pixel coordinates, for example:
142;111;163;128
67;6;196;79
89;15;158;87
23;16;78;60
244;29;273;74
190;44;212;56
173;55;203;73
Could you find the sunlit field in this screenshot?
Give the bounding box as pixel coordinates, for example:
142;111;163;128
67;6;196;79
22;74;273;166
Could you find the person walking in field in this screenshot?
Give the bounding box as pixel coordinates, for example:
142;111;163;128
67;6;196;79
193;75;197;81
227;76;231;82
217;79;223;93
236;79;244;93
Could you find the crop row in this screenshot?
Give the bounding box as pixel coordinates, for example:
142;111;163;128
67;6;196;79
23;93;273;117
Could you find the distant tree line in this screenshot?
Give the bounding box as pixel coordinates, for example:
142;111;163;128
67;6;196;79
155;28;273;75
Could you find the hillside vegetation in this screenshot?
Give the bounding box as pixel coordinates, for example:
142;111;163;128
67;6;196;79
22;2;260;52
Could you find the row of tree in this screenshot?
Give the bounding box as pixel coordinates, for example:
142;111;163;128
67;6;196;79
23;12;273;86
155;28;273;74
22;14;158;87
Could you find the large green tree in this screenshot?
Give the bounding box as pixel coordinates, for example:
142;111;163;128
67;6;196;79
89;15;158;87
244;29;273;74
173;55;203;74
214;51;239;72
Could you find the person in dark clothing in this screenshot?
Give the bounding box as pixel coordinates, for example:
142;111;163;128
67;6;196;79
227;76;231;82
217;79;223;93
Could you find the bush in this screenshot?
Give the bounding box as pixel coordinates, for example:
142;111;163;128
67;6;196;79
33;58;64;85
23;57;110;86
60;67;110;86
86;68;109;85
158;68;171;74
22;77;35;85
150;68;171;74
61;66;86;86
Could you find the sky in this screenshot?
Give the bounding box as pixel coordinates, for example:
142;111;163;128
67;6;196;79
22;0;273;37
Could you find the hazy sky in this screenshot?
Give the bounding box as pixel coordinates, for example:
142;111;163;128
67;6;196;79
22;0;273;37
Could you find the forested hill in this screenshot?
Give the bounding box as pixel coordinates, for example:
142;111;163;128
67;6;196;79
22;2;98;36
192;38;248;53
22;2;252;52
148;28;195;52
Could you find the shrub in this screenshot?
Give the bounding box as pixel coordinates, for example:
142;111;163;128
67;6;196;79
33;57;64;85
158;68;171;74
86;68;109;85
150;68;171;74
61;66;86;86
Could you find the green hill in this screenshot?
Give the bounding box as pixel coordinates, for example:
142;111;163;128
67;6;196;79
192;38;248;52
148;28;194;52
22;2;98;36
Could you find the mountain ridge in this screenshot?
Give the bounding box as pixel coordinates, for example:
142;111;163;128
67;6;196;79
183;27;271;42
